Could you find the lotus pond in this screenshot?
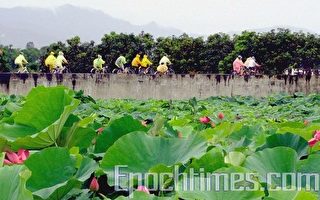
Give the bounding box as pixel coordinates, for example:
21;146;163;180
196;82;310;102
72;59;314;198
0;86;320;200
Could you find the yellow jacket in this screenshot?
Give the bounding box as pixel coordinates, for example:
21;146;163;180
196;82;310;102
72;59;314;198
93;57;105;69
45;54;56;70
141;55;152;68
131;55;141;68
157;64;168;73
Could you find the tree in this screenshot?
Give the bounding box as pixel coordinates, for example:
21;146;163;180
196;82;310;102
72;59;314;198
26;42;35;49
2;29;320;74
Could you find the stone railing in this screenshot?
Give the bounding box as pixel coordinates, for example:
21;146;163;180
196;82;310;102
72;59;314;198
0;73;319;99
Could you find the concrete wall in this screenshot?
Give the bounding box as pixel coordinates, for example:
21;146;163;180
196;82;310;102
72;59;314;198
0;73;319;99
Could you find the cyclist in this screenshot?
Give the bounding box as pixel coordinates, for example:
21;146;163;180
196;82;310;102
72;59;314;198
157;63;168;74
159;55;172;66
131;54;141;73
233;55;245;75
55;51;68;73
45;52;56;72
93;55;105;73
157;55;171;74
140;55;153;74
141;55;152;68
244;56;261;74
14;52;28;73
115;55;127;71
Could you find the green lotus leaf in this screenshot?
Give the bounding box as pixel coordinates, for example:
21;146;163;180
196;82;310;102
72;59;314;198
24;147;77;193
100;132;207;186
0;165;33;200
266;190;318;200
0;86;80;150
257;133;308;158
186;148;226;172
244;147;297;185
94;115;148;153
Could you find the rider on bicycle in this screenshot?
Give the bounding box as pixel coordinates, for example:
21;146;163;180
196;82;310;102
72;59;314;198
141;55;152;68
93;55;105;72
244;56;261;74
157;55;171;74
141;55;153;74
55;51;68;73
131;54;142;73
115;55;127;71
14;52;28;73
45;52;56;72
233;55;245;75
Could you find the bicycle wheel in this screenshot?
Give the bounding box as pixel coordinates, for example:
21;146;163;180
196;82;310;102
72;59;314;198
147;67;155;75
125;67;135;74
168;68;175;75
112;68;121;74
138;68;145;75
104;66;111;74
64;67;71;73
90;68;96;74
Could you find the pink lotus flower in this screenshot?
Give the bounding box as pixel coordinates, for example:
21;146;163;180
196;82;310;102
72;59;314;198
4;149;29;165
89;177;99;192
199;116;211;124
308;130;320;147
218;112;225;120
308;138;318;147
137;186;150;194
313;130;320;140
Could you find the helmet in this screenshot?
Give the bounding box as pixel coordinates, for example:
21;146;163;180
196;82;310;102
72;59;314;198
50;52;55;55
237;55;242;59
98;55;102;58
58;51;64;55
136;54;140;58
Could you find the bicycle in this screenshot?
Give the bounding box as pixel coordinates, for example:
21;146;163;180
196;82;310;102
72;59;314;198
17;66;29;73
112;66;135;74
17;63;29;74
90;65;111;74
243;66;256;76
138;66;156;75
53;66;71;74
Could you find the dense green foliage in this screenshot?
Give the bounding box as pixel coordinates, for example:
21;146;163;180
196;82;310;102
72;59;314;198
0;87;320;199
1;28;320;74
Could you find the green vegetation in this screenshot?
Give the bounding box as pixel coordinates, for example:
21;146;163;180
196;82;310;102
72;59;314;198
0;87;320;199
1;28;320;74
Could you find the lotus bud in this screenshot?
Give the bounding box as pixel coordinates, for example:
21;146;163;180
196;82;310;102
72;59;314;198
218;112;224;120
89;177;99;192
199;116;210;124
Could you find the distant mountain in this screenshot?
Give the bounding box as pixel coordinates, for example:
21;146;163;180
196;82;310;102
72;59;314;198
0;5;183;48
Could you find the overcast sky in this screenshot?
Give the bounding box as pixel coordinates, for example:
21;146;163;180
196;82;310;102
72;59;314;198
0;0;319;34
